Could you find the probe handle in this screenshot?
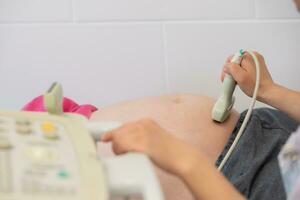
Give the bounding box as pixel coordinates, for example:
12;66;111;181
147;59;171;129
44;82;63;115
86;121;123;141
221;52;243;103
222;74;236;103
211;50;244;122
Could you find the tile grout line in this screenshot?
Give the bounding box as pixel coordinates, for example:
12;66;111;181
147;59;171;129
253;0;258;19
1;19;300;25
70;0;75;23
161;22;171;94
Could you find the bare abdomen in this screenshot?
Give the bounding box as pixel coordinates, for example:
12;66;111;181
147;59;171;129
91;94;240;200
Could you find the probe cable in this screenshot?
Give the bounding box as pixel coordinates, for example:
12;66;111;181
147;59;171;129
218;50;261;170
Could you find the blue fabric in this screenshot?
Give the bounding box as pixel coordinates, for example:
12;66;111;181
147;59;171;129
216;108;299;200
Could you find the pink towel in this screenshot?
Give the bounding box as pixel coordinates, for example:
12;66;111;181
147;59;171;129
22;95;98;119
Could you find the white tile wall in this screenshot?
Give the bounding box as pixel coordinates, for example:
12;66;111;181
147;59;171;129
0;24;166;109
0;0;299;111
73;0;254;21
255;0;300;19
164;21;300;111
0;0;72;22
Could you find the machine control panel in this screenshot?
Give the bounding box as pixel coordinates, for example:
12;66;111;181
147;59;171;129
0;111;108;200
0;116;80;196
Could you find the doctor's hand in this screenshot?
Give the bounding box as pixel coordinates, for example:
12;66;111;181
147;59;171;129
101;119;200;177
102;119;247;200
220;52;275;101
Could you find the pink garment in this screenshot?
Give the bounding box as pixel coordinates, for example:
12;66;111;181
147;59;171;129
22;95;98;119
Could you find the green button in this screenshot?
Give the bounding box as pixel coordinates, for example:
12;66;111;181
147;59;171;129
57;170;69;179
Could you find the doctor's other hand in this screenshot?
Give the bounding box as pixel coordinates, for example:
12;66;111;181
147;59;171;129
101;119;200;177
221;52;275;101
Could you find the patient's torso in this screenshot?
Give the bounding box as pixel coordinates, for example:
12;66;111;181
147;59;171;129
91;94;240;200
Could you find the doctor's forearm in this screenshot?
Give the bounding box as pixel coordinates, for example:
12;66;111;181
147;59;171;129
260;84;300;122
178;152;245;200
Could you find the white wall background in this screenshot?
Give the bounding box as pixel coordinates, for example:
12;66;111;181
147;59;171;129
0;0;299;111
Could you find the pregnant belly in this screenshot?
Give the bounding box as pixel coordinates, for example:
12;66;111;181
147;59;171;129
91;94;239;200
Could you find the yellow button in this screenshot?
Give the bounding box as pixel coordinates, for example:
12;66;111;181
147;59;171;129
41;122;57;133
41;122;59;140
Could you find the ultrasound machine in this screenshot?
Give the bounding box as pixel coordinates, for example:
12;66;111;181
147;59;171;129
0;83;164;200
